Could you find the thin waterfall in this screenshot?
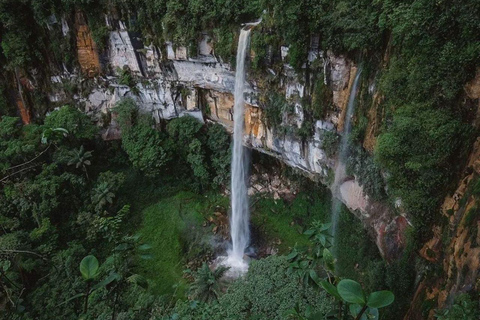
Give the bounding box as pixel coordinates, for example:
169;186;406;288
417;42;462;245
227;28;252;271
331;68;362;253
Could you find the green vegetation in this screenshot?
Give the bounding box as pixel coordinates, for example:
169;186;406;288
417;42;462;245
1;1;479;319
251;191;331;253
187;263;229;303
435;293;480;320
0;100;398;319
168;255;334;320
0;103;235;319
375;104;472;228
284;218;395;320
137;192;211;295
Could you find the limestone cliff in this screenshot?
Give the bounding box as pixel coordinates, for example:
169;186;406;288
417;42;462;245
18;14;409;261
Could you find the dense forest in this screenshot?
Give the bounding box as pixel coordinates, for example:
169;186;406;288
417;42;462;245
1;0;480;319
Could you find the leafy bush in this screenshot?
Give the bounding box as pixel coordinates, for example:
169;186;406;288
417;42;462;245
213;27;235;64
44;105;97;140
321;130;339;158
115;99;170;178
346;145;386;200
170;255;334;319
206;123;231;188
436;293;480;320
262;92;293;129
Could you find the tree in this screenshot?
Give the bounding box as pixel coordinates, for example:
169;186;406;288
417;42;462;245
91;171;125;214
206;123;231;188
44;106;97;140
114;99;170;177
188;263;229;303
171;256;333;319
67;146;92;179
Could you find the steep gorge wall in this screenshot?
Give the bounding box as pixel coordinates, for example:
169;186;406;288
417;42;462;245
17;11;479;266
406;74;480;319
14;14;408;260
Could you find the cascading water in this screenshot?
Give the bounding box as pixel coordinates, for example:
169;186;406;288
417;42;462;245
225;27;254;272
331;68;362;253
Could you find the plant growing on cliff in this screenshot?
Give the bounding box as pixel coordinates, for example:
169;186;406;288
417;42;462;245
262;92;293;130
375;104;472;229
321;130;339;158
114;99;170;178
435;293;480;320
206;123;231;188
118;67;139;94
346;145;386;201
44;105;98;140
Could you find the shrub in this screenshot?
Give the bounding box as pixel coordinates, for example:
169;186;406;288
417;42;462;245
170;255;333;319
321;130;339;158
347;145;386;200
44;105;97;140
114;99;170;177
435;293;480;320
206;123;231;188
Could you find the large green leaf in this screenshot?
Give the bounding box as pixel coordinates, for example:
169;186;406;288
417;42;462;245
319;223;332;231
349;304;365;320
367;290;394;308
309;269;321;286
349;304;379;320
138;243;152;251
322;248;335;273
79;255;99;281
337;279;366;304
303;229;315;236
91;272;120;291
57;293;85;307
320;280;341;300
286;250;298;260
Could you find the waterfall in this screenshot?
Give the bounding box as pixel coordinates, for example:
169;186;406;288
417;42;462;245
226;28;252;271
331;68;362;253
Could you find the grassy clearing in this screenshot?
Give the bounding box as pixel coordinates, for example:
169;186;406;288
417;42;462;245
252;198;310;253
136;191;228;296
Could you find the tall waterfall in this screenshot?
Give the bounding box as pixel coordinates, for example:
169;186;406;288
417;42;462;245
227;28;252;271
331;68;362;253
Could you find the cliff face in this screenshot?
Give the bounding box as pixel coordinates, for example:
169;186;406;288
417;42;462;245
75;11;101;77
406;74;480;319
16;14;409;260
16;12;477;266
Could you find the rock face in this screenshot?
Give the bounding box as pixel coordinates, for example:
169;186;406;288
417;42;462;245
41;16;405;260
406;137;480;319
16;97;30;125
404;73;480;319
75;11;101;77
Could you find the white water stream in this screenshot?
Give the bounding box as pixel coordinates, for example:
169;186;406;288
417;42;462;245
225;27;253;273
331;68;362;253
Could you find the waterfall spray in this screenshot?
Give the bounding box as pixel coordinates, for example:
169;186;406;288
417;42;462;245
331;68;362;253
226;27;254;272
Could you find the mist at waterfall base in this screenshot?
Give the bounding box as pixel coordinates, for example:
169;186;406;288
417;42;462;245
218;28;252;275
331;68;362;255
